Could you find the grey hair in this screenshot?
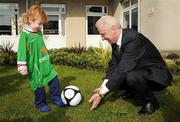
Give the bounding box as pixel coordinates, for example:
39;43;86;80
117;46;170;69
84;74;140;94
95;16;121;30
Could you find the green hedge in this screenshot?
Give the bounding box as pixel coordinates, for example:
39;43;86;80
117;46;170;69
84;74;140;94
49;47;111;71
0;41;17;65
0;52;16;65
167;58;180;75
0;46;179;74
0;51;17;66
49;47;180;74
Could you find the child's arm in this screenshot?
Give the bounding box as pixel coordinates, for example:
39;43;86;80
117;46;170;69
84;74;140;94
17;32;28;75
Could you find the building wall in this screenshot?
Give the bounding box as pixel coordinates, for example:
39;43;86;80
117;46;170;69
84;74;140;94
112;0;180;51
111;0;123;27
0;0;111;49
65;0;110;47
140;0;180;51
29;0;110;47
1;0;179;50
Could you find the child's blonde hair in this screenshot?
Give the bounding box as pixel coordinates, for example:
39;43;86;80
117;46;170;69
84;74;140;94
19;5;48;25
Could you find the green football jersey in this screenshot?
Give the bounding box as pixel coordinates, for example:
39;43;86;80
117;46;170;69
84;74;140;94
17;28;57;91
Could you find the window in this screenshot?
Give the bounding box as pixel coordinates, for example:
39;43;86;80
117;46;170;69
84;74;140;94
131;8;138;31
123;0;138;31
88;16;100;35
44;15;59;34
86;5;108;35
0;15;12;35
123;11;129;28
42;4;65;35
0;3;19;35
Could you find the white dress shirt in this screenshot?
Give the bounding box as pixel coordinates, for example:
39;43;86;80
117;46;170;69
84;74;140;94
99;29;123;97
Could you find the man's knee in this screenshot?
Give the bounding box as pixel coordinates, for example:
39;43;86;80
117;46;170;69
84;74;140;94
126;70;144;87
126;71;138;82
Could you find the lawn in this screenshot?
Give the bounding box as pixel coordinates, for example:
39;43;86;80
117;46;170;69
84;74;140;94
0;65;180;122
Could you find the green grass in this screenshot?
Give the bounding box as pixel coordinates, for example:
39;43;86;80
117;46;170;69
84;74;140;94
0;65;180;122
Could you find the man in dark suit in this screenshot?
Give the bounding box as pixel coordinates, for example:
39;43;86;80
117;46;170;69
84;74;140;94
89;16;173;115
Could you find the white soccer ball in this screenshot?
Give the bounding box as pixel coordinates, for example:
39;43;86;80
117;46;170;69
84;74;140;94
61;85;82;106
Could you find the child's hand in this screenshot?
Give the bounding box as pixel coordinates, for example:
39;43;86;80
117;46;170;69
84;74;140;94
19;70;28;75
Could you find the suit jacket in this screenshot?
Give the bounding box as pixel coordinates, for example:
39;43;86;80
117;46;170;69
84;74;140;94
105;29;173;91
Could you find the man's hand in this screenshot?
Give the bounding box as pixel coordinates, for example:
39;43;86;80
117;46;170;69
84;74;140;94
93;87;101;93
89;92;102;111
19;70;28;75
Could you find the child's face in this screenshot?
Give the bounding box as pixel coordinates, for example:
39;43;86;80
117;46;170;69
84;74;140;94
29;19;42;32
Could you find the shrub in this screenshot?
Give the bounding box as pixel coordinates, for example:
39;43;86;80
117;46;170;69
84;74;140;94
175;58;180;65
49;47;180;74
166;53;179;60
49;47;111;71
1;43;178;75
0;41;17;65
167;58;180;75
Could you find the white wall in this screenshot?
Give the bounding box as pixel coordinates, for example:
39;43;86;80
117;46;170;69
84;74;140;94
112;0;180;51
140;0;180;50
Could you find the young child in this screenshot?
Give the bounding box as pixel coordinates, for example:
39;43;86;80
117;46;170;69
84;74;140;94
17;5;64;112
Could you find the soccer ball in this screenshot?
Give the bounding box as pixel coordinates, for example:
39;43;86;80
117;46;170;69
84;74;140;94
61;85;82;106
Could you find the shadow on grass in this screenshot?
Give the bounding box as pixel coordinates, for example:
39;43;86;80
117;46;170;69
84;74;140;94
37;109;68;122
41;76;76;122
0;66;9;73
60;76;76;89
99;88;180;121
0;117;33;122
0;73;25;96
97;90;125;109
157;89;180;122
102;90;124;103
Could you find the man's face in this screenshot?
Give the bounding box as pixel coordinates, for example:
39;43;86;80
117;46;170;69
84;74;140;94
97;24;117;44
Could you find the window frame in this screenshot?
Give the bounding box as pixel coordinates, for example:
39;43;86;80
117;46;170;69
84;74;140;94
122;0;140;31
41;4;66;36
0;3;19;36
86;5;108;35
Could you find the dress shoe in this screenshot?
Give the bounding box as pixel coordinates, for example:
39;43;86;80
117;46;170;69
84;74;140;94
120;92;133;100
138;99;159;116
134;99;146;106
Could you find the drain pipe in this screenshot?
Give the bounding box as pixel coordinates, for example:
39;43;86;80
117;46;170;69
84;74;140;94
26;0;28;11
